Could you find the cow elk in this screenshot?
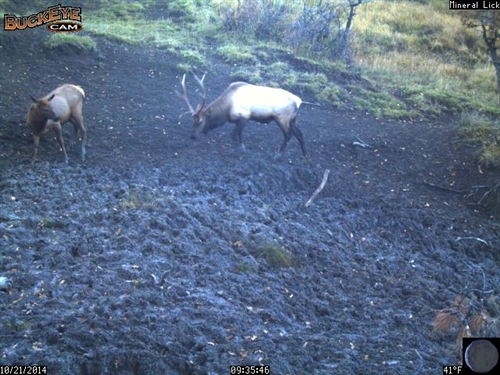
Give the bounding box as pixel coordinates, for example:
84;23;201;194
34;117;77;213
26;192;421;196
178;74;306;156
26;84;86;163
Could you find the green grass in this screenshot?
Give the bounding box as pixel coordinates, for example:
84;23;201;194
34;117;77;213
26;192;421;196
481;142;500;169
253;242;293;268
44;34;97;51
91;2;146;20
85;17;179;46
120;189;157;211
458;113;499;143
39;217;65;229
229;68;263;84
215;44;259;65
178;48;209;71
457;113;500;168
84;6;214;73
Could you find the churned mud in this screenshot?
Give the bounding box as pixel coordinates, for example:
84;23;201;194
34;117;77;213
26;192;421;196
1;29;499;374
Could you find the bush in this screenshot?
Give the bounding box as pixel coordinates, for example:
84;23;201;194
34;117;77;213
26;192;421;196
222;0;292;42
289;2;344;58
146;0;199;21
458;112;500;169
480;138;500;169
221;0;348;60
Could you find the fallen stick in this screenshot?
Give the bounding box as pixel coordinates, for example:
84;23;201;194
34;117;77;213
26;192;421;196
305;169;330;208
456;236;490;247
423;181;465;194
353;135;372;148
477;180;500;205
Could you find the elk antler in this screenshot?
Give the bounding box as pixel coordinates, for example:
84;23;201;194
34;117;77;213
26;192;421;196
193;73;206;107
177;73;195;114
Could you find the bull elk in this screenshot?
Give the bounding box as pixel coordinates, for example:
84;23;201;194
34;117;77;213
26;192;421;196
178;74;306;156
26;84;86;163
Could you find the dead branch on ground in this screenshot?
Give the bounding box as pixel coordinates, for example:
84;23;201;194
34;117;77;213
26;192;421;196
455;236;491;247
305;169;330;208
352;134;372;148
423;181;465;194
477;180;500;205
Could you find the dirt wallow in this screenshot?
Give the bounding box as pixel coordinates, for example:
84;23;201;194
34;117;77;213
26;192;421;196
1;30;499;374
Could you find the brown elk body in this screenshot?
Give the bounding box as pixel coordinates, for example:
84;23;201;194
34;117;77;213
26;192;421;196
178;74;306;156
26;84;86;163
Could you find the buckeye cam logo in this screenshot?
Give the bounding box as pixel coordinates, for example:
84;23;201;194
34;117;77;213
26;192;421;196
3;4;83;33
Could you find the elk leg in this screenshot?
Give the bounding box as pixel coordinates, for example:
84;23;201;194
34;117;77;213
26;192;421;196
277;119;293;154
53;123;68;163
32;135;40;163
81;126;87;161
279;131;292;154
232;121;246;151
291;121;306;156
70;115;86;161
71;122;78;135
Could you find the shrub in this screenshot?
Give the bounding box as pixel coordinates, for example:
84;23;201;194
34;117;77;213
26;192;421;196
458;112;500;169
289;1;344;58
220;0;348;60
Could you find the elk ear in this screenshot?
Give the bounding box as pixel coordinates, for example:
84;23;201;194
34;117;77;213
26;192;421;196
30;96;38;103
48;94;55;101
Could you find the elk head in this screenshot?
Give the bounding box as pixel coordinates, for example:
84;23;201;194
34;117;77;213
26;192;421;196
177;73;209;139
29;94;59;131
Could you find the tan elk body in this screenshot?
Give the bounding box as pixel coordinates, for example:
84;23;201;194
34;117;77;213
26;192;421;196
178;74;306;156
26;84;86;163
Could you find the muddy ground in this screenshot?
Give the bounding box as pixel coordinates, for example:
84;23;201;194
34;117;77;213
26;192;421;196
1;28;499;375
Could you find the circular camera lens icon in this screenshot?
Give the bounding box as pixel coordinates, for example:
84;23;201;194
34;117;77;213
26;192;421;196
465;339;499;373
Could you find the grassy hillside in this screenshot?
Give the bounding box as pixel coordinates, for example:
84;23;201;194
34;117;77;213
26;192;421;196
353;1;496;113
352;0;500;167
